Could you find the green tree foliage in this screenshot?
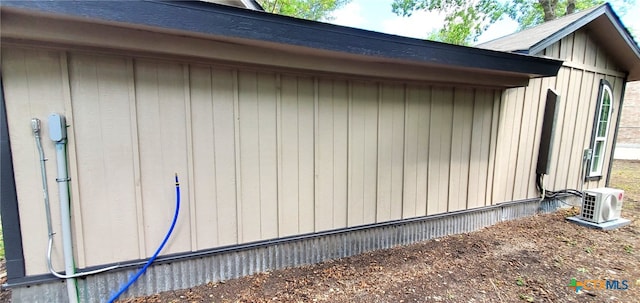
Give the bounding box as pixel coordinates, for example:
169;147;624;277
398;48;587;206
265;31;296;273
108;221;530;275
392;0;634;45
257;0;351;21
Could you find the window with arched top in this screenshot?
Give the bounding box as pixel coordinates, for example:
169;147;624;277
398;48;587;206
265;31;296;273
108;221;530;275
588;80;613;178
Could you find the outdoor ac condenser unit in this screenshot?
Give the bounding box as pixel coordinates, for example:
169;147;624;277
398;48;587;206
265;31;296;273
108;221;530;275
580;188;624;224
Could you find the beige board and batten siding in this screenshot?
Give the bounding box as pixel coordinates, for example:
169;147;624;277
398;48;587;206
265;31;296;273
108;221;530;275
492;28;626;203
3;46;501;275
1;48;70;277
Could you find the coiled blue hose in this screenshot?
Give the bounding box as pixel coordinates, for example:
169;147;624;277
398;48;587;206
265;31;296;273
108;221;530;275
107;174;181;303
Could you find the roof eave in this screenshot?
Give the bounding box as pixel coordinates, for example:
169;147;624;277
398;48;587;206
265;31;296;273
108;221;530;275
0;0;562;84
515;4;640;80
526;5;606;55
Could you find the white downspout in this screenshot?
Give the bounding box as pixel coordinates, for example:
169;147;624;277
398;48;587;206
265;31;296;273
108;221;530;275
48;113;78;303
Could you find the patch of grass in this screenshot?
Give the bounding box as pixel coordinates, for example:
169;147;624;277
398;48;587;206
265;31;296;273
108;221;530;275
519;294;534;302
516;277;525;286
624;245;633;254
577;268;588;273
610;160;640;198
585;246;593;254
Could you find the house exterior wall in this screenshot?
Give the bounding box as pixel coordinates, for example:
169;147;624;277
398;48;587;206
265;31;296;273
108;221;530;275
493;28;626;203
618;81;640;145
2;46;501;275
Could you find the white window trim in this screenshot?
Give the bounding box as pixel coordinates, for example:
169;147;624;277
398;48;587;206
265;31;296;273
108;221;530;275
588;81;613;178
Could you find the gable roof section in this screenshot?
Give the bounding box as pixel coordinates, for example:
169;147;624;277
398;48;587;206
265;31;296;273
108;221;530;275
0;1;561;88
478;3;640;81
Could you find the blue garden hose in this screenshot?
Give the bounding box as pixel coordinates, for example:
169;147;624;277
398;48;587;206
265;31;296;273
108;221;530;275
108;174;181;303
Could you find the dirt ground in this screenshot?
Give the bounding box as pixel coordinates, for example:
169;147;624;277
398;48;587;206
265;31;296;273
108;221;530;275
122;160;639;303
2;160;639;302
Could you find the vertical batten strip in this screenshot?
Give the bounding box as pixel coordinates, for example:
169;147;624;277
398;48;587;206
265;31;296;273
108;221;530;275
486;91;500;205
565;70;585;189
512;85;528;198
211;67;237;245
466;89;476;210
314;78;329;231
296;76;314;233
446;89;456;212
392;85;405;220
334;80;349;228
473;89;491;208
276;74;284;236
190;65;217;249
128;58;145;259
375;83;383;223
427;88;453;214
402;85;413;219
259;73;279;239
59;51;87;267
461;89;472;210
419;88;428;216
184;64;197;251
490;90;508;203
550;67;571;191
527;79;545;197
232;69;243;243
427;89;439;214
400;84;407;219
508;87;526;201
421;87;432;215
573;70;591;189
479;91;492;206
464;89;473;210
448;88;473;212
345;81;352;228
297;76;303;232
512;84;534;199
557;69;580;189
313;77;320;230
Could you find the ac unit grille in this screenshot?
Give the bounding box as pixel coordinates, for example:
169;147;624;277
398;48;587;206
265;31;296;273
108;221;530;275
580;188;624;223
581;193;597;221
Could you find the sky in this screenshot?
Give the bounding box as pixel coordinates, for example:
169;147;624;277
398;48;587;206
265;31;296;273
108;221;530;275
327;0;640;44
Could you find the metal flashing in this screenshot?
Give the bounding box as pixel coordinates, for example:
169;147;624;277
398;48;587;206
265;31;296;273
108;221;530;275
6;196;567;298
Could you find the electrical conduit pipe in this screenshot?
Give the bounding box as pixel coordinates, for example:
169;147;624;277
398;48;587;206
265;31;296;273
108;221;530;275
48;114;78;303
34;116;121;281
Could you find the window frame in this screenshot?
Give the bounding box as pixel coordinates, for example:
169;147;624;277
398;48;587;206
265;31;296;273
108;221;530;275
586;79;614;180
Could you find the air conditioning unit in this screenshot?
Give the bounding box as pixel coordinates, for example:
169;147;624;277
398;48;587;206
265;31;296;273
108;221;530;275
580;188;624;223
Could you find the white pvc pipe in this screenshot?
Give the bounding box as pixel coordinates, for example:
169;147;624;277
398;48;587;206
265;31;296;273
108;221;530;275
49;113;78;303
54;141;78;303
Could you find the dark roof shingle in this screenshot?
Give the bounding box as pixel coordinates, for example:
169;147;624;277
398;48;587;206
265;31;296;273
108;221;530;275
477;3;640;80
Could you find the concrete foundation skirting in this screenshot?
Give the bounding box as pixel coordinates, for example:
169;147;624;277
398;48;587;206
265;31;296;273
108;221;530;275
11;198;564;302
